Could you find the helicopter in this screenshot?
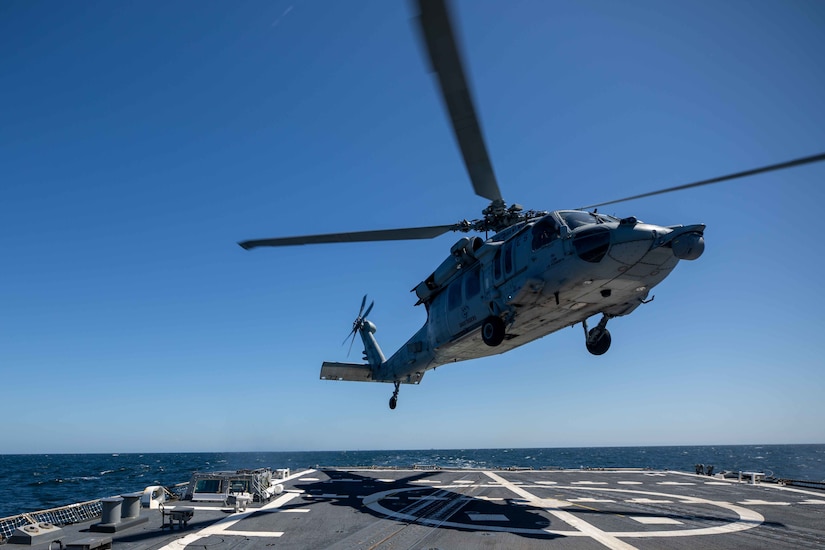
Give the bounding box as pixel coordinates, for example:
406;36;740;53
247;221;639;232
239;0;825;410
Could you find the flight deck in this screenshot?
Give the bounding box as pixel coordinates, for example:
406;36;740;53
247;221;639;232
5;467;825;549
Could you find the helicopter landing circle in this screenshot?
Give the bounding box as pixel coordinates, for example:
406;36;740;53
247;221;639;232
361;474;764;543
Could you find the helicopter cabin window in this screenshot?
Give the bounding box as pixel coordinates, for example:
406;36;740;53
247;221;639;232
504;241;514;275
465;266;481;299
494;248;502;280
447;279;463;310
531;217;560;250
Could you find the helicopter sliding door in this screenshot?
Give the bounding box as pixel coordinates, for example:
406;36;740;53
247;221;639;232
445;265;486;337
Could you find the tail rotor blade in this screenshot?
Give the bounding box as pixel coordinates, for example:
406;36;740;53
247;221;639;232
346;331;357;357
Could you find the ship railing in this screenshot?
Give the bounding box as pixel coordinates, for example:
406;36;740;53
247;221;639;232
774;478;825;491
0;499;102;543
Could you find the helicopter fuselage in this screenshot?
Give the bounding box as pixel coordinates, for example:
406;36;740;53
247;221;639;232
368;210;704;385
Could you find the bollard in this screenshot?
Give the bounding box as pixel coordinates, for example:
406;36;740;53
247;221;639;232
100;497;124;525
121;492;143;520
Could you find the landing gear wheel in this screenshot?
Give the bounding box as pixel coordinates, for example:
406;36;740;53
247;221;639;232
389;382;400;410
481;316;506;347
586;328;611;355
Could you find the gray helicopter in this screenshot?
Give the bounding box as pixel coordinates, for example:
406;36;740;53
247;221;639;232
240;0;825;410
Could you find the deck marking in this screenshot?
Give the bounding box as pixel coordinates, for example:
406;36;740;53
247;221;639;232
155;470;311;550
738;499;791;506
630;517;683;525
800;499;825;504
618;481;643;485
626;498;672;504
221;529;284;537
297;477;320;481
467;513;509;521
484;471;638;550
535;480;557;485
573;481;609;485
359;472;766;544
657;482;695;486
570;498;616;503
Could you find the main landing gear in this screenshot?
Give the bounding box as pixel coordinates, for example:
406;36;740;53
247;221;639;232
389;381;400;410
583;315;612;355
481;316;506;347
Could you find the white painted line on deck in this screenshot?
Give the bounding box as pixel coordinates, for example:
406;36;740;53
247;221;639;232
221;529;284;537
801;499;825;504
617;481;643;485
570;498;616;503
626;498;672;504
298;477;320;481
484;471;638;550
573;481;609;485
738;500;791;506
630;517;683;525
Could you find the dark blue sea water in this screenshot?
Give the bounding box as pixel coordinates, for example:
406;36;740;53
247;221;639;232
1;444;823;519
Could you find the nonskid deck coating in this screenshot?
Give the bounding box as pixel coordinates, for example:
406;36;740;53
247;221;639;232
12;468;825;549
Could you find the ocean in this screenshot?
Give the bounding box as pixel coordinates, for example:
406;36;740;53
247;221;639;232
1;444;823;520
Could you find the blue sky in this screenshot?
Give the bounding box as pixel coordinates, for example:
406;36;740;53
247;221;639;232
2;0;824;454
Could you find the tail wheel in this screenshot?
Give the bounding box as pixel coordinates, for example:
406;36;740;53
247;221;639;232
586;328;611;355
481;316;506;347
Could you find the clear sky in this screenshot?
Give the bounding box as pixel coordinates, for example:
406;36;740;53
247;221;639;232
2;0;824;454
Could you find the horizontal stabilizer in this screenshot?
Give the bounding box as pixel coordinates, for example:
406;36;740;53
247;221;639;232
321;362;375;382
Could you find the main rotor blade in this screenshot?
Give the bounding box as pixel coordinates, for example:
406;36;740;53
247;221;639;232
580;152;825;210
416;0;502;202
239;224;456;250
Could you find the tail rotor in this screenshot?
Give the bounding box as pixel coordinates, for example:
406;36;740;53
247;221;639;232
343;295;375;357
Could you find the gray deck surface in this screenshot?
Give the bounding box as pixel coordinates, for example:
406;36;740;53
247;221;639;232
12;468;825;549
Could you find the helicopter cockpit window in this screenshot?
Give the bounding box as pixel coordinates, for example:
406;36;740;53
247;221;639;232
447;279;462;310
465;266;481;299
560;211;601;229
531;217;560;250
494;248;502;279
